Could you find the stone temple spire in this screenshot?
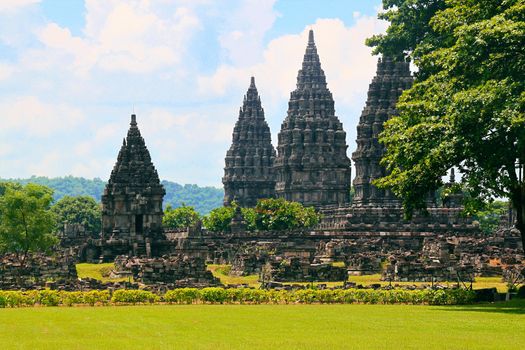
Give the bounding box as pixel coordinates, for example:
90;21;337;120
274;30;351;207
352;57;413;206
223;77;276;207
101;114;165;257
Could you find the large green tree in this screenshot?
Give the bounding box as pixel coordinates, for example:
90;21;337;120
367;0;525;247
52;195;101;234
0;183;58;267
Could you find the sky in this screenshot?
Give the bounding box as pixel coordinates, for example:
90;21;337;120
0;0;388;187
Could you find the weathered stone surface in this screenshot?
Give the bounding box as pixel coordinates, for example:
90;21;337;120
274;30;351;207
261;256;347;282
115;255;221;287
99;114;166;259
0;253;77;290
223;77;276;207
352;56;412;206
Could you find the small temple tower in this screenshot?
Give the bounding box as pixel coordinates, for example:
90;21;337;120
274;30;351;207
352;57;413;206
101;114;165;257
223;77;276;207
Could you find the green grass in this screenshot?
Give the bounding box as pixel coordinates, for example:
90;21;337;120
0;300;523;349
207;264;260;287
76;263;129;283
348;274;511;292
207;265;512;292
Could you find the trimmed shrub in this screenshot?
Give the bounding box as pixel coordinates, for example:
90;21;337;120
165;288;200;304
0;287;476;307
111;290;159;304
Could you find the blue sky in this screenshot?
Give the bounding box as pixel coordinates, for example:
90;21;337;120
0;0;386;187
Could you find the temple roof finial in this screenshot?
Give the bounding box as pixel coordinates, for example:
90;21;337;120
308;29;315;45
449;168;456;184
250;76;255;88
131;114;137;126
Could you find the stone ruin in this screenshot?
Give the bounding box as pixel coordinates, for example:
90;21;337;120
114;255;220;288
261;256;347;283
28;31;522;290
79;114;170;262
352;56;412;207
98;114;166;260
223;77;276;207
0;253;77;290
274;30;352;207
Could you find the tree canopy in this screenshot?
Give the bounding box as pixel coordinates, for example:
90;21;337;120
203;199;320;233
0;183;58;267
51;195;102;234
367;0;525;246
163;204;201;230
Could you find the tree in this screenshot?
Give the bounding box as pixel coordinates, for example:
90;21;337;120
163;204;201;229
473;201;509;235
51;195;101;234
253;198;320;231
203;206;235;232
203;199;321;232
0;183;58;267
367;0;525;247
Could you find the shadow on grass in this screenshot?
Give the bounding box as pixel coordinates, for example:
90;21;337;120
437;299;525;315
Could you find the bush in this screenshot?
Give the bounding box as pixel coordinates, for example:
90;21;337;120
0;287;476;307
199;288;229;304
203;206;235;232
163;204;201;229
165;288;200;304
203;198;321;232
111;290;159;304
37;290;61;306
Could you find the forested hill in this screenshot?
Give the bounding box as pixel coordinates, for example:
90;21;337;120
1;176;223;215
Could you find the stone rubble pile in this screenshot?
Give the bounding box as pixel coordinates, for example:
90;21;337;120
261;256;347;282
0;253;77;290
115;255;221;287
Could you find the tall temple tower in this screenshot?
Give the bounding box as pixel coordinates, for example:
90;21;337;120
101;114;165;256
352;57;413;206
274;30;351;207
223;77;276;207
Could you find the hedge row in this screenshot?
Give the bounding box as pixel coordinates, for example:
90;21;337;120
0;288;476;307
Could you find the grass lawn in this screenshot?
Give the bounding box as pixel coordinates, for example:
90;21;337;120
76;263;130;283
0;300;523;349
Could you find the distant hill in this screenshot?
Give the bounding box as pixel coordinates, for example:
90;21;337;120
1;176;223;215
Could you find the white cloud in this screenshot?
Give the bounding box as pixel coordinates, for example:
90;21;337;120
198;16;387;107
32;1;201;74
71;158;115;179
0;143;13;157
218;0;278;66
0;62;14;80
0;0;39;13
0;96;85;137
25;151;62;177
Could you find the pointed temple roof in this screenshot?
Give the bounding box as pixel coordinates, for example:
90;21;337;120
105;114;164;195
223;77;276;207
352;56;413;206
274;30;351;207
